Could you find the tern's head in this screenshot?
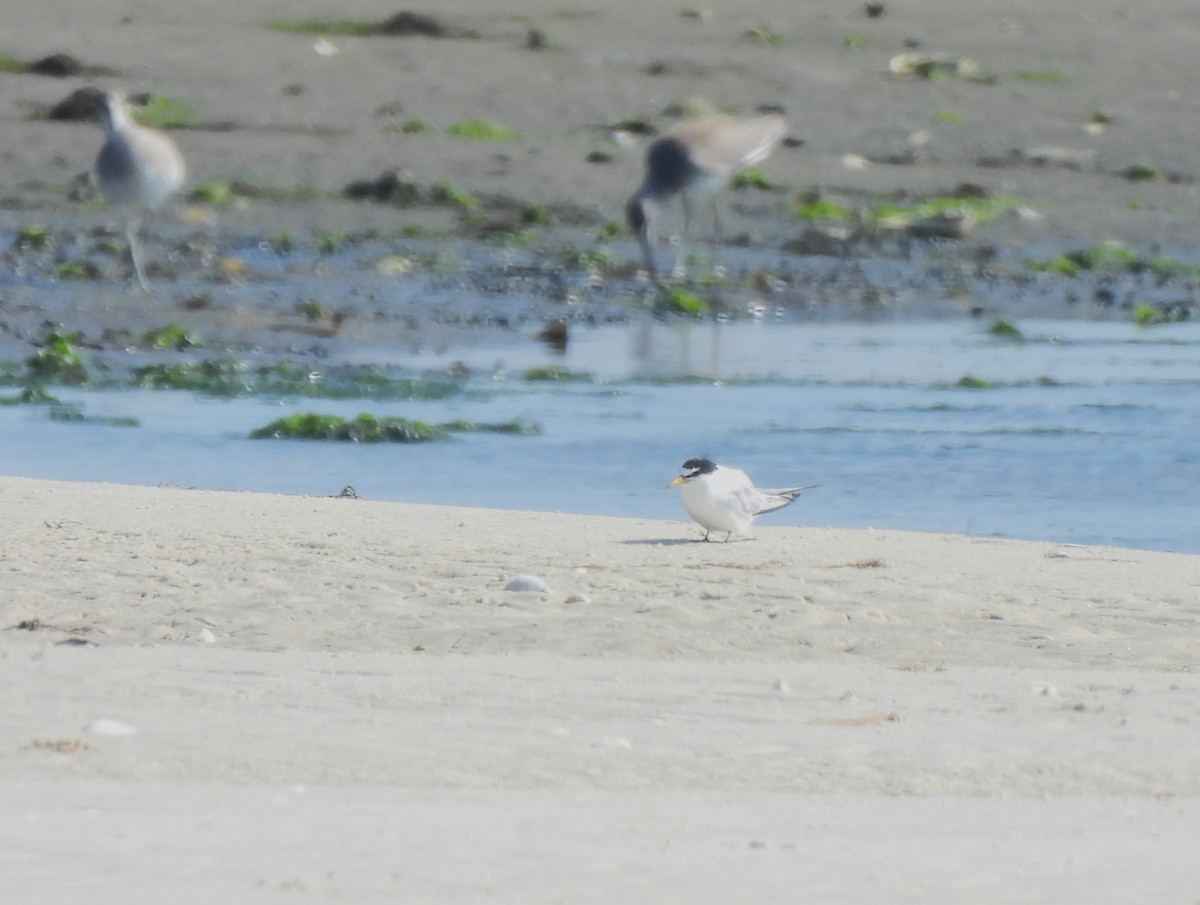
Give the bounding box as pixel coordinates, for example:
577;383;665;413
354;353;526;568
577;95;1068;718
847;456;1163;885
667;457;717;488
681;458;717;478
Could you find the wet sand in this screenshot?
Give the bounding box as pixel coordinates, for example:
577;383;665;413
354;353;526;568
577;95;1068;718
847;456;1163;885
3;0;1200;249
2;0;1199;347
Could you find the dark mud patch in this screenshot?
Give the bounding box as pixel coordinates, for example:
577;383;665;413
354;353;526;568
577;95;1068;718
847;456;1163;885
268;11;480;40
0;52;118;79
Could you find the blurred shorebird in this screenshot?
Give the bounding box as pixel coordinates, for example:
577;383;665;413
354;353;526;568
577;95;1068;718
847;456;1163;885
94;89;185;293
667;457;812;542
626;114;786;278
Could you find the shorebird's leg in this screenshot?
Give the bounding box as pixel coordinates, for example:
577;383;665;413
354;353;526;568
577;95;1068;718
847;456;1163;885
637;225;659;282
708;194;724;273
125;216;152;294
673;193;695;279
630;197;660;281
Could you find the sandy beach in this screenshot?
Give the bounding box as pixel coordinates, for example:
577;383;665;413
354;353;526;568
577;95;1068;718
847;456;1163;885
3;477;1200;902
4;0;1200;900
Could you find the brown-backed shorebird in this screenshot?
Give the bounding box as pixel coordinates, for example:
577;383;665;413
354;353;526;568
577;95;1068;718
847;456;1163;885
667;457;812;542
94;89;185;293
626;114;786;278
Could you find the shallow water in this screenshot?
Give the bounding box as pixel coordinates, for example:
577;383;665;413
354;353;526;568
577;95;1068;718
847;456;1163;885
3;318;1198;553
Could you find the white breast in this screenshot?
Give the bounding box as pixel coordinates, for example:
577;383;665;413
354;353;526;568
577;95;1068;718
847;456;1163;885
680;467;759;535
97;122;185;212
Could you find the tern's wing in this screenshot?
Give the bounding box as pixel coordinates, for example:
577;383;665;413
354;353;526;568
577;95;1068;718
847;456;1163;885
711;468;765;523
753;484;815;515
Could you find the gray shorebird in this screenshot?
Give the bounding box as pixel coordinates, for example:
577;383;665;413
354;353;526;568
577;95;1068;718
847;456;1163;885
626;114;786;278
94;89;185;293
667;457;812;542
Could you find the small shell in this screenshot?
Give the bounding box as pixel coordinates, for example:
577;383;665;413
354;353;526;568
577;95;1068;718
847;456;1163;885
1021;146;1097;168
505;574;551;594
889;52;983;79
376;255;415;277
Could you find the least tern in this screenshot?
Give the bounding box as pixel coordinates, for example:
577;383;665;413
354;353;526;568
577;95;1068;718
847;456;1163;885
667;457;812;542
626;113;787;278
94;89;186;293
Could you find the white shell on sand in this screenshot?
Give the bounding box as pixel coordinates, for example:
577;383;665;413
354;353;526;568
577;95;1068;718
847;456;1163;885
504;574;551;593
199;628;216;644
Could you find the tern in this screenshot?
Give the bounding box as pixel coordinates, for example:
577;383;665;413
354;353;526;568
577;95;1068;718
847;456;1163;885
667;457;812;542
626;113;786;278
94;89;186;293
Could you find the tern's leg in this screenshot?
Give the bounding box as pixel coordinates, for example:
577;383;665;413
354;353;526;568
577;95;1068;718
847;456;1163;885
125;217;152;294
